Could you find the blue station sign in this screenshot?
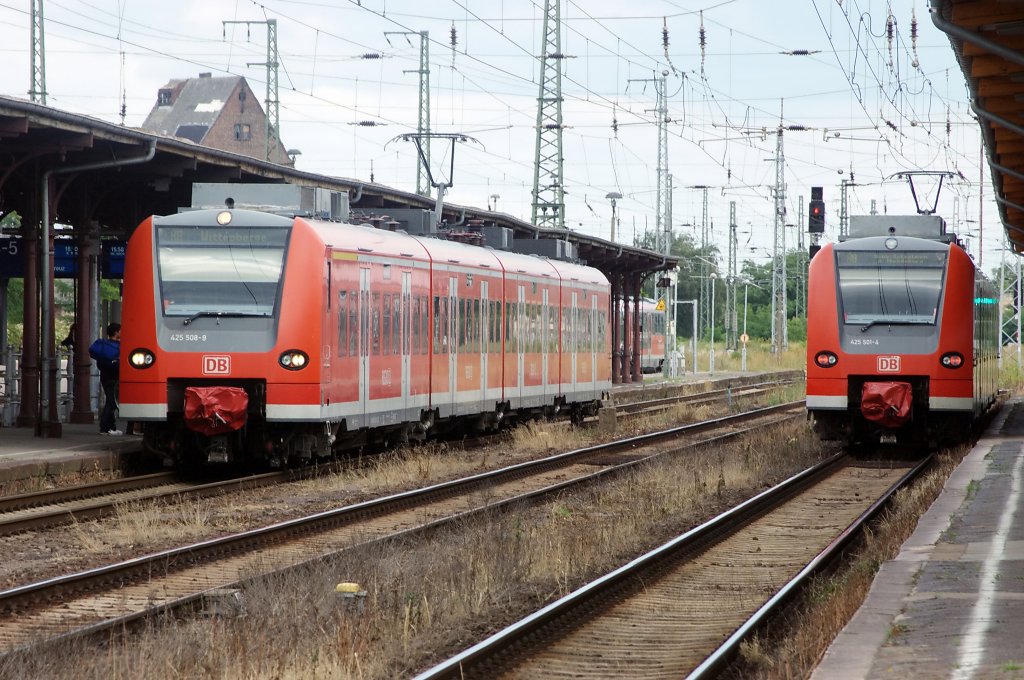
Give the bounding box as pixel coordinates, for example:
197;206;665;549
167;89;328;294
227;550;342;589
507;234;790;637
0;237;126;280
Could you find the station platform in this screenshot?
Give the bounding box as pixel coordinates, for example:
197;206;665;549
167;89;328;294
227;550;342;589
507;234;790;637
813;398;1024;679
0;423;142;485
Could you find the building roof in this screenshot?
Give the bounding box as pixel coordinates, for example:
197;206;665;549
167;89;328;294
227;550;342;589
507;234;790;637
932;0;1024;253
141;74;241;142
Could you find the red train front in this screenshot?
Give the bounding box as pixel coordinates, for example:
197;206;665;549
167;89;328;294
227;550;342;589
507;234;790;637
806;222;998;448
119;208;612;467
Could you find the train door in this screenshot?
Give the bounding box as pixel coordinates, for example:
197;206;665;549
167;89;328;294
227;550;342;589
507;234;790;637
480;280;489;413
590;295;598;391
448;276;459;413
571;291;579;387
542;287;551;403
359;267;371;423
401;271;411;417
517;284;526;403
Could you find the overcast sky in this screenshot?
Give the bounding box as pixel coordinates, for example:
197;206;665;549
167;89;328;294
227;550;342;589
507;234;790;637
0;0;1009;274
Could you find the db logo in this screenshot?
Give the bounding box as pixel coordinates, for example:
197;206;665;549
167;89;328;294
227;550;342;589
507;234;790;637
203;355;231;375
877;356;901;372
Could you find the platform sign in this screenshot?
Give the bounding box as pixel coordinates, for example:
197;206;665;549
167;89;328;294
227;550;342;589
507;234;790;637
0;237;21;279
0;237;126;279
53;240;77;277
101;240;126;279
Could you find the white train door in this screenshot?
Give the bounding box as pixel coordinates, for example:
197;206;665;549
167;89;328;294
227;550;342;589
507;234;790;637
517;284;526;403
449;276;459;413
359;267;371;423
480;280;489;413
542;287;551;403
591;295;598;392
401;271;411;416
571;291;579;387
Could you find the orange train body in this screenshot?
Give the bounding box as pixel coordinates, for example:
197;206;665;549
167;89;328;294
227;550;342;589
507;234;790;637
120;209;611;466
805;235;998;447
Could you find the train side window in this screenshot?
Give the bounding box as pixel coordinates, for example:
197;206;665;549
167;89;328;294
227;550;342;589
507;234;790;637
383;294;392;356
412;296;420;356
338;291;348;358
491;301;499;352
394;295;402;356
442;296;450;354
372;292;381;356
433;296;441;354
474;299;481;353
420;296;428;355
349;291;358;357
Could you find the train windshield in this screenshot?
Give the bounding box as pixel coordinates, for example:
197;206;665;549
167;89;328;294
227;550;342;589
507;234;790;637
836;250;946;327
155;225;290;318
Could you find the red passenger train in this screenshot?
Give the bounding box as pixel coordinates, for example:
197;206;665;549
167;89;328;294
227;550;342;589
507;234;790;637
120;209;611;466
806;216;998;448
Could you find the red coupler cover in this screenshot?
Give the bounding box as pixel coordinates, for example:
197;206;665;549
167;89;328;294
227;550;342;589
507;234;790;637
860;381;912;428
184;386;248;435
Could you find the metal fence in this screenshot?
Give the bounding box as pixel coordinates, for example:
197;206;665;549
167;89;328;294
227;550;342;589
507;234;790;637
0;347;98;427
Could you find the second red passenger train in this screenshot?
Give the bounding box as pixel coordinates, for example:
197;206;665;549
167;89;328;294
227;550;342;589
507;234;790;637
119;209;612;466
806;218;998;448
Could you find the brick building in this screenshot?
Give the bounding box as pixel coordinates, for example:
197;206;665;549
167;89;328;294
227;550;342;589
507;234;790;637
141;73;293;166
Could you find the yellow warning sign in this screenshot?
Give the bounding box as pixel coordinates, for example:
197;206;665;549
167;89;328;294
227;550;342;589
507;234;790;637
654;299;666;312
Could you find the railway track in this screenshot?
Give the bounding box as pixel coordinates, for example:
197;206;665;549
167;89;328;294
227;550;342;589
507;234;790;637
0;381;797;537
612;379;796;417
0;401;804;656
414;453;931;679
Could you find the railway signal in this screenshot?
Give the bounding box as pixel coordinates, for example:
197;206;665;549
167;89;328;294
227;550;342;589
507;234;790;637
809;186;825;233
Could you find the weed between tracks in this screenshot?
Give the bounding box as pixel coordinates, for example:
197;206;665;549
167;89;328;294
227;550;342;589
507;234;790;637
2;412;823;680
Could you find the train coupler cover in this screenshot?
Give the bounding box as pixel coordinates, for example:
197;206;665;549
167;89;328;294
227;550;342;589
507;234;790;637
860;381;912;428
184;386;249;435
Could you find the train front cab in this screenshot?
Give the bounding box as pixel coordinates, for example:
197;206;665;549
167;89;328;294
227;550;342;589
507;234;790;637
806;236;988;447
121;210;333;466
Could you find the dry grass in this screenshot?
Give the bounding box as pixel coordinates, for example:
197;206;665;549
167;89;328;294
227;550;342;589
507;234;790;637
685;340;805;375
0;458;121;497
70;495;220;553
727;443;971;679
508;420;595;455
2;418;825;680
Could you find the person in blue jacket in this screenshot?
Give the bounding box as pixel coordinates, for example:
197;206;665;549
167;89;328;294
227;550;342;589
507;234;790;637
89;322;121;435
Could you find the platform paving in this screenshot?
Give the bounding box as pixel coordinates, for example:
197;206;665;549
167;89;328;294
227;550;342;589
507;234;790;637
813;399;1024;679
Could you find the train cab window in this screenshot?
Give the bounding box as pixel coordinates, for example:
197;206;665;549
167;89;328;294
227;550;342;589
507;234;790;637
156;225;289;318
837;250;946;326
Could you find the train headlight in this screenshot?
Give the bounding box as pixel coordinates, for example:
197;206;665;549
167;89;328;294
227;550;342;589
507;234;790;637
279;350;309;370
814;351;838;368
128;348;155;369
940;352;964;369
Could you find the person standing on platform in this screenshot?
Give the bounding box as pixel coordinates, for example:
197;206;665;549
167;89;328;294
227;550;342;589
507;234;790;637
89;322;121;435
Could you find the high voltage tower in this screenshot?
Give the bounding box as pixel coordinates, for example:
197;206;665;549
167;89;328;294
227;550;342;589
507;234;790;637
531;0;566;229
29;0;46;104
771;119;789;353
628;72;671;256
223;19;279;162
726;201;738;351
794;194;806;319
386;31;431;197
689;184;712;340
